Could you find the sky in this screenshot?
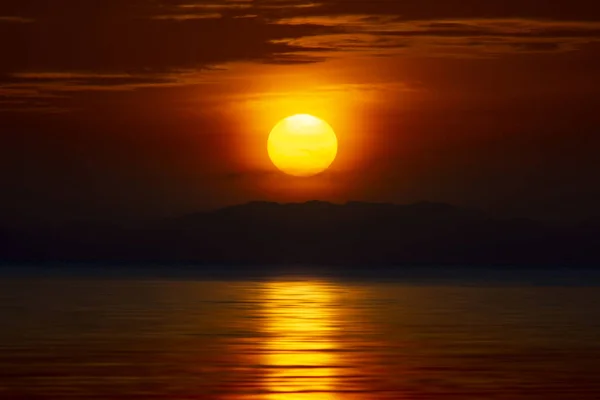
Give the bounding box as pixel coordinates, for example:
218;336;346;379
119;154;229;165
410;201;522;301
1;0;600;224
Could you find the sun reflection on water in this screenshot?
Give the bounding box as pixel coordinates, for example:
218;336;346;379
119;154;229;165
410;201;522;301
260;280;340;400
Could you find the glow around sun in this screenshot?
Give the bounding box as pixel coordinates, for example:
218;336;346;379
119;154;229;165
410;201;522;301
267;114;338;177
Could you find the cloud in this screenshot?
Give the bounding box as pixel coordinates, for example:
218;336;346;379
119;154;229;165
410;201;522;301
1;0;599;106
264;0;600;22
0;86;70;113
150;13;223;21
0;16;34;23
273;16;600;56
0;2;343;92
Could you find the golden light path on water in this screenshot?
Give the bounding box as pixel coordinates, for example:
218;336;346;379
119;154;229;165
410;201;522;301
260;281;340;400
1;277;600;399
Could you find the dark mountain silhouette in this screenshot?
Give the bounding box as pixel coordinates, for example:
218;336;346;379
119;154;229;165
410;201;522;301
1;201;598;266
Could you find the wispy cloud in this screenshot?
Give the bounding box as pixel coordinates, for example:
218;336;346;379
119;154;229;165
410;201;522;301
150;13;223;21
0;16;33;23
1;0;599;108
274;16;600;56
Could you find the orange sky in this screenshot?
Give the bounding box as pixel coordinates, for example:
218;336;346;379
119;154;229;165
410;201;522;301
1;0;600;223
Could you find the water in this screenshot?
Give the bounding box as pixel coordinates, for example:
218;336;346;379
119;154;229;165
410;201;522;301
1;267;600;399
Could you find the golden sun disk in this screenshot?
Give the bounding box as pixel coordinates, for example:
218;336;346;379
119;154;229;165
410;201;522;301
267;114;338;177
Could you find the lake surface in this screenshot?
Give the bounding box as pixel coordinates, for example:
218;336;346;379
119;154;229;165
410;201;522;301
1;267;600;399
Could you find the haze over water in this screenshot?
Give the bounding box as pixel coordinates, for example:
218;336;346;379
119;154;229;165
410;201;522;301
1;267;600;399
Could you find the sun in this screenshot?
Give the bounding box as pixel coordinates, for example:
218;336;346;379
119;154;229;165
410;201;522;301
268;114;338;177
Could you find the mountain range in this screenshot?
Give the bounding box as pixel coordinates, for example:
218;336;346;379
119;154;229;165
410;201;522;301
1;201;598;266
